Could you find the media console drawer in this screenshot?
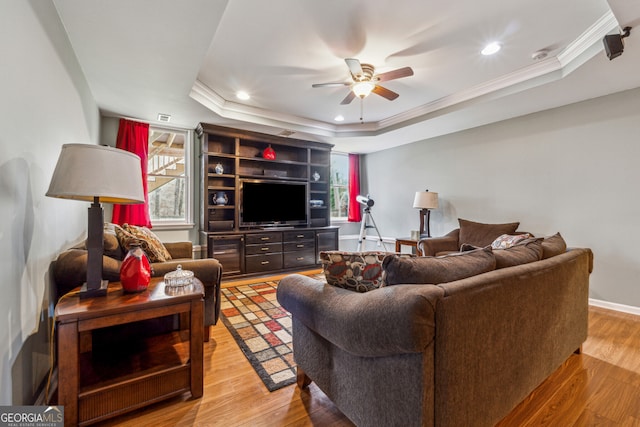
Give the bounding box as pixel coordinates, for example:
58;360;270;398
246;232;283;245
245;253;283;273
245;242;283;255
283;250;316;269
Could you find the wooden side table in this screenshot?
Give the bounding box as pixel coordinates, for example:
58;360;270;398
395;237;424;256
55;278;204;426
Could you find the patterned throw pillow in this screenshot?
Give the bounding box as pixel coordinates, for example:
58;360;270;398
320;251;391;293
114;223;172;263
491;233;532;250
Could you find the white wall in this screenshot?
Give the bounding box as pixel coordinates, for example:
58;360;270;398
365;87;640;309
0;0;99;404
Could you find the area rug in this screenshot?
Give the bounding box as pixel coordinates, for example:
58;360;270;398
220;274;324;392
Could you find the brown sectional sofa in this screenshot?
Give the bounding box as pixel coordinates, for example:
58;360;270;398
277;241;593;426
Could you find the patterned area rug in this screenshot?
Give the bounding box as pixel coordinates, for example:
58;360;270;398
220;274;324;392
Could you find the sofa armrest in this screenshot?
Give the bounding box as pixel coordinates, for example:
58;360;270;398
419;229;460;256
164;242;193;259
277;274;444;357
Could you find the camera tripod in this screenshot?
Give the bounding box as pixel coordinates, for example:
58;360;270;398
356;205;387;251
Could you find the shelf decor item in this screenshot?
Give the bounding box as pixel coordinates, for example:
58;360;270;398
312;171;321;181
46;144;145;298
214;163;224;174
262;144;276;160
164;264;194;288
120;243;151;292
214;191;229;206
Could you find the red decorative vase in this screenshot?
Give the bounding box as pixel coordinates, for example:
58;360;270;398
120;244;151;292
263;144;276;160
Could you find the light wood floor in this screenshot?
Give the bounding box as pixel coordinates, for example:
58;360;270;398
99;273;640;427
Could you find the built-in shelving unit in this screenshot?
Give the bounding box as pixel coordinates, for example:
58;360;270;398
197;124;338;277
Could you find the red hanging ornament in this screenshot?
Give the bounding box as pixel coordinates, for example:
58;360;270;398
263;144;276;160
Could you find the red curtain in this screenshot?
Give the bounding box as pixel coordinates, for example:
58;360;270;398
111;118;152;227
347;153;362;222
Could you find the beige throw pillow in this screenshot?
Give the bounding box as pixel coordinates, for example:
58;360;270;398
114;223;172;263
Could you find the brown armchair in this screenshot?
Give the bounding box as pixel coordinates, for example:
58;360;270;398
419;218;522;257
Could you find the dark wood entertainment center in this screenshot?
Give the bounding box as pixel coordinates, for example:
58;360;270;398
197;124;338;277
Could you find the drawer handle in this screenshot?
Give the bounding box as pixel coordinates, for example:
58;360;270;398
297;257;304;261
261;261;270;265
261;247;270;251
296;244;304;248
297;234;305;238
261;237;270;241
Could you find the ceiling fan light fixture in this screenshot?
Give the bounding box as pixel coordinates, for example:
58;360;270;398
352;81;375;98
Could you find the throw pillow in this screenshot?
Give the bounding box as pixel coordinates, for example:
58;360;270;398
320;251;392;293
458;218;520;247
491;233;532;250
382;247;496;286
493;238;543;269
541;232;567;259
103;223;125;260
114;223;172;263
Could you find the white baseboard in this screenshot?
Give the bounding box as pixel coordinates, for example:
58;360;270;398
589;298;640;316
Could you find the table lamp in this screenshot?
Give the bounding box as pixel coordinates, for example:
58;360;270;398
47;144;145;298
413;190;438;238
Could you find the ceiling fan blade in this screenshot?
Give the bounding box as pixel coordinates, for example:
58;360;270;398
340;91;356;105
312;82;351;88
345;58;363;78
376;66;414;82
372;85;399;101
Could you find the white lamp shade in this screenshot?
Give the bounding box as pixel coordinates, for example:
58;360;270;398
413;191;439;209
46;144;145;204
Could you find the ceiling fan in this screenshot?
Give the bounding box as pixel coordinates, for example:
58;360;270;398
312;58;414;105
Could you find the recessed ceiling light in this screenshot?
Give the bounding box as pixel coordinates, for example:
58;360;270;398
334;115;345;122
236;91;250;100
481;42;502;56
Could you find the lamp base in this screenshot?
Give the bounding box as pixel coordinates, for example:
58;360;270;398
79;279;109;299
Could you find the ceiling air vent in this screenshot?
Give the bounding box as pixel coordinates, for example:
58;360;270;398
278;129;295;137
157;113;171;122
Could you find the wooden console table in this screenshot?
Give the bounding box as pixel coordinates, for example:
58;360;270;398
55;278;204;426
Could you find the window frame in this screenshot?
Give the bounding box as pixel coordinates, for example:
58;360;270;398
147;125;194;229
330;151;350;222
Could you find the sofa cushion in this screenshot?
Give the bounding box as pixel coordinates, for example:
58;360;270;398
490;233;532;249
320;251;391;292
493;238;543;269
458;218;520;248
383;247;496;286
541;232;567;259
115;223;172;263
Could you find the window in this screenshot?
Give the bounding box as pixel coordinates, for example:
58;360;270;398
330;152;349;219
147;127;192;227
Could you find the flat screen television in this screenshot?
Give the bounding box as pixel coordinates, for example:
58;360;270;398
240;179;308;227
